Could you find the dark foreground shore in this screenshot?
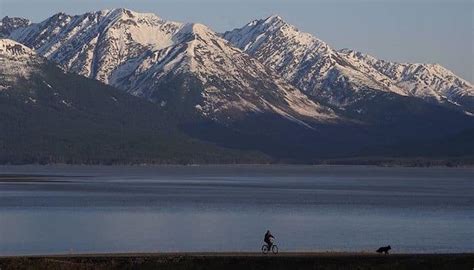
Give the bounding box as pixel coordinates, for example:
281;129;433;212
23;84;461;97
1;253;473;270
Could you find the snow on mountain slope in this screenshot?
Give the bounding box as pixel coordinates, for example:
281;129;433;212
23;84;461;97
0;38;36;60
8;9;337;125
0;39;41;90
9;9;184;82
0;38;81;110
223;16;406;107
223;16;473;112
339;49;474;110
111;22;336;123
0;38;83;109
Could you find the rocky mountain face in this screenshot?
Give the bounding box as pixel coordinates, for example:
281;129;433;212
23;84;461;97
0;16;31;37
6;9;338;126
223;16;474;113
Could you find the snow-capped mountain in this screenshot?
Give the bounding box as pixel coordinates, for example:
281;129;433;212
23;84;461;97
2;10;474;163
6;9;337;125
223;15;474;112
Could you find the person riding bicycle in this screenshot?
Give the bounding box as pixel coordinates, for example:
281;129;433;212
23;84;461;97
264;230;275;249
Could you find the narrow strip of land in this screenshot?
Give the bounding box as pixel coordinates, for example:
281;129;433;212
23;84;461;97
1;252;472;270
0;174;88;182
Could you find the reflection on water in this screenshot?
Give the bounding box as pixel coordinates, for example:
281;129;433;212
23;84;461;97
0;165;473;255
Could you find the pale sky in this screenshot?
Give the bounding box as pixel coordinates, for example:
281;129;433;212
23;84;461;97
1;0;472;82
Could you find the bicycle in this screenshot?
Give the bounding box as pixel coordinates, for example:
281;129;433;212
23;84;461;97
261;243;279;254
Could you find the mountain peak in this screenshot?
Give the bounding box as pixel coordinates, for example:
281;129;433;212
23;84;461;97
264;14;284;24
102;7;162;21
223;13;328;56
259;14;289;30
183;22;212;36
240;14;289;33
0;16;31;37
47;12;70;21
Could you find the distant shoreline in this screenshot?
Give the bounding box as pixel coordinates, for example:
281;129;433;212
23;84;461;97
1;164;472;183
0;158;473;167
1;253;472;270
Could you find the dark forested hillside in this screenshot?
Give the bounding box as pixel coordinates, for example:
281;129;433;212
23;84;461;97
0;61;270;164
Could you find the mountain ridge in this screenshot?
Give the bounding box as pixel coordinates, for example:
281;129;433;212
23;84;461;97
223;15;473;113
0;16;31;37
5;9;339;127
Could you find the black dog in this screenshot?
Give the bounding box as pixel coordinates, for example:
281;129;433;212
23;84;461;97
376;245;391;254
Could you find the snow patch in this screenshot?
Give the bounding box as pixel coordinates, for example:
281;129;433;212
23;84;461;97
61;100;72;107
42;80;53;89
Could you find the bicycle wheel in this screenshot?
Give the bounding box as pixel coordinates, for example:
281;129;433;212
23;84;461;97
271;245;278;254
261;244;269;254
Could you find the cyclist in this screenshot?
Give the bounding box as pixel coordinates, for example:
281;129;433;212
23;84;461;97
264;230;275;250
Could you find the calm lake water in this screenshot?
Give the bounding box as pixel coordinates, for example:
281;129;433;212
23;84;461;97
0;165;472;255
